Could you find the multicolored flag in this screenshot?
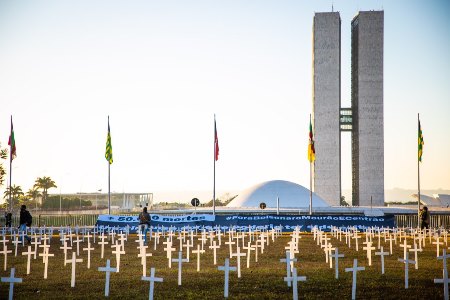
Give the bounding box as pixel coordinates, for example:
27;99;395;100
418;119;424;162
8;116;16;161
308;116;315;163
105;117;113;164
214;119;219;161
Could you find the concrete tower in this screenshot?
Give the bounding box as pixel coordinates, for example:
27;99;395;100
312;12;341;206
351;11;384;206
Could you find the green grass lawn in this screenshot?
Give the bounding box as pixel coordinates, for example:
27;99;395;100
0;231;447;299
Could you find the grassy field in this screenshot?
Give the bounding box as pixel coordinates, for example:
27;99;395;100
0;231;447;299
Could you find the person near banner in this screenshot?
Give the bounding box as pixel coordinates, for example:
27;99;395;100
19;205;32;243
420;206;430;230
138;207;151;244
5;211;12;227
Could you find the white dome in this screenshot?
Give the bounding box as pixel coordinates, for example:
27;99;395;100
227;180;330;208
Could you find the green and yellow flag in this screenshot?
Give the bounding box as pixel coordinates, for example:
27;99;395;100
105;117;113;164
418;119;424;162
308;116;315;163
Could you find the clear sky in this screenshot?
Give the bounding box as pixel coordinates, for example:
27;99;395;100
0;0;449;203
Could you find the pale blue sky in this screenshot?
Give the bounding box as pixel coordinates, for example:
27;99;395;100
0;0;449;203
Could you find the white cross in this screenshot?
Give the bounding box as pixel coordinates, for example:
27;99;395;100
225;238;236;257
280;250;297;286
111;241;125;272
400;239;411;260
11;235;20;257
142;267;163;300
138;245;152;276
409;242;422;270
22;246;34;274
284;267;307;300
433;236;444;257
192;244;205;272
98;259;117;297
231;246;246;278
363;242;376;266
243;241;255;269
385;234;395;254
183;239;192;261
218;258;236;298
72;235;82;256
83;242;95;269
345;259;365;300
39;248;54;279
375;246;389;274
0;244;12;271
60;241;72;266
98;234;109;259
332;248;345;279
163;241;176;268
67;252;83;287
209;240;220;265
1;268;22;300
172;251;189;286
436;249;450;300
353;233;360;251
398;251;416;289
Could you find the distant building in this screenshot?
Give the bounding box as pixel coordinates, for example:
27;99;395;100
351;11;384;206
312;12;342;206
312;10;384;207
411;194;450;207
226;180;330;208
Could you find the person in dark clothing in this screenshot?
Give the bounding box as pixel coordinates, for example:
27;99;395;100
19;205;32;243
420;206;430;230
5;212;12;227
138;207;151;244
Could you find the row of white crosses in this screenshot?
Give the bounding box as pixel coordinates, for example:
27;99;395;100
314;229;430;290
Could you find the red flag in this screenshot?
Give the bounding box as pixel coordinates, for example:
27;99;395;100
8;116;16;161
214;119;219;161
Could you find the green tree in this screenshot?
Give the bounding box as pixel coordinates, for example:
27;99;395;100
34;176;57;203
3;184;24;210
0;144;7;187
27;187;42;209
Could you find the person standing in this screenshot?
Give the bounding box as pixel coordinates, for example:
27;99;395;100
138;207;151;245
5;212;12;227
420;206;430;230
19;205;32;244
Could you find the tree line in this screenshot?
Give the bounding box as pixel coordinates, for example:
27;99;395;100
1;176;91;211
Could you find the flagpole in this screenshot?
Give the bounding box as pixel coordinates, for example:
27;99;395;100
417;113;421;228
9;116;13;212
108;163;111;215
108;116;111;215
213;114;216;216
309;114;313;215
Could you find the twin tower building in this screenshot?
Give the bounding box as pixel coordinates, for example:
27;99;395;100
312;11;384;206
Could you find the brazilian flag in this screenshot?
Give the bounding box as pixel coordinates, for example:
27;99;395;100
105;117;113;164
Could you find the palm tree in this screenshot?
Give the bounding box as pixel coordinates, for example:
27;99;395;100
3;184;24;210
27;187;42;210
34;176;57;204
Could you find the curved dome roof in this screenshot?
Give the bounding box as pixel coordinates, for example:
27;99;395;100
227;180;330;208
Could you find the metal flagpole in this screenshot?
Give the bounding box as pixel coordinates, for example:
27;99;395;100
108;116;111;215
213;114;216;216
108;163;111;215
9;116;13;212
309;114;313;215
417;113;421;228
309;159;312;215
